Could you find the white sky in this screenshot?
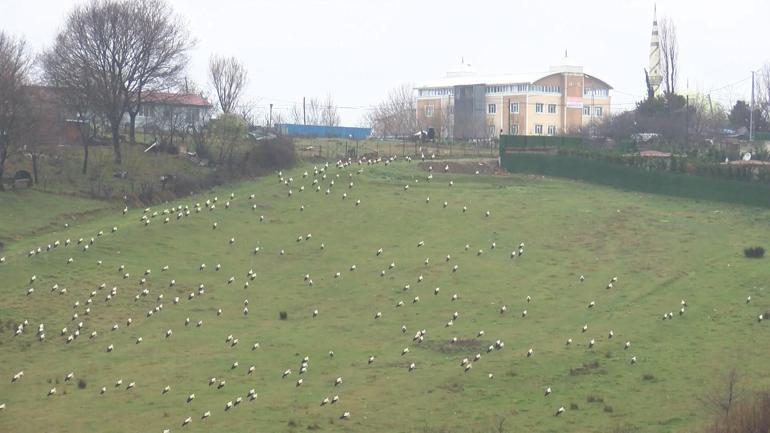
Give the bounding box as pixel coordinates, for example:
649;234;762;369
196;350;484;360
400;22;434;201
2;0;768;126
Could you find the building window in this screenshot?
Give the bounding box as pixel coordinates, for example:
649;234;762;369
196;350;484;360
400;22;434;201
510;124;519;135
534;124;543;135
548;104;557;114
584;88;609;97
425;105;434;118
594;106;603;117
488;104;496;114
583;105;591;116
535;103;543;113
547;125;557;135
510;102;519;113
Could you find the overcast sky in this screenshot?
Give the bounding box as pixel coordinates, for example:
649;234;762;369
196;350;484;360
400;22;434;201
2;0;768;125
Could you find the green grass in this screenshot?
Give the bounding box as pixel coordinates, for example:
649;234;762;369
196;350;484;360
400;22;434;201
0;161;768;433
5;144;211;201
0;189;114;247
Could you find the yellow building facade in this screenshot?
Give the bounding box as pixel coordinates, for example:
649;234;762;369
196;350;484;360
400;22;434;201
415;62;611;140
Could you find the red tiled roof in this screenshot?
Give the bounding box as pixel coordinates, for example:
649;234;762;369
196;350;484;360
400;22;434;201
143;92;212;107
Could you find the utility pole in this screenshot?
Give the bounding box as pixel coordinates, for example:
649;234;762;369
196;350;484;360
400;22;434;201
269;103;273;128
750;70;755;141
685;94;689;146
303;97;306;125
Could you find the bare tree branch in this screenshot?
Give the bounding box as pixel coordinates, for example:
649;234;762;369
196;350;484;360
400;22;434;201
320;94;340;127
209;55;248;114
41;0;192;164
659;17;679;96
123;0;194;146
366;84;417;139
0;30;31;187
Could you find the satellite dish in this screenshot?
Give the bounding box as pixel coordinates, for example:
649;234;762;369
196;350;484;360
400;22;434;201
743;152;752;161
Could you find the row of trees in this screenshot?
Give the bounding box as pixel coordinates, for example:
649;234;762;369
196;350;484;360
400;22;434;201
0;31;31;185
0;0;264;188
602;15;770;146
42;0;193;164
365;84;418;139
288;95;341;127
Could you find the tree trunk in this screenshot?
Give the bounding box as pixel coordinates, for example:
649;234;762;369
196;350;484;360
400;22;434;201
111;121;122;164
31;153;38;185
129;110;138;146
0;147;6;191
128;92;141;147
82;141;89;175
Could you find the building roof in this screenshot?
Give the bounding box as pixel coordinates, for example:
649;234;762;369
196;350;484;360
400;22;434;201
416;62;612;90
143;92;212;107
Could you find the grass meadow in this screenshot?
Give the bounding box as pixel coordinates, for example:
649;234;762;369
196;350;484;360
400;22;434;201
0;160;768;433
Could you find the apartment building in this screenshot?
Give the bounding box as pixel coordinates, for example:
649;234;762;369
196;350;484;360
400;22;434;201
415;61;611;140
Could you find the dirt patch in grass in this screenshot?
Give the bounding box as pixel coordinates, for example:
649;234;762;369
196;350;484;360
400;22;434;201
422;338;487;354
569;360;606;376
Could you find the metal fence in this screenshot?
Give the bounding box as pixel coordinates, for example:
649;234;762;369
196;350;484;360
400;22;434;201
298;138;502;161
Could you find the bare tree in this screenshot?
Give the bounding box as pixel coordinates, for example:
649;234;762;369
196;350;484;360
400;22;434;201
700;368;743;429
237;99;259;128
58;87;97;175
0;31;31;188
305;97;322;125
16;96;50;185
123;0;194;147
366;84;417;139
320;94;341;127
290;103;303;124
758;63;770;123
42;0;191;164
659;17;679;96
209;55;248;114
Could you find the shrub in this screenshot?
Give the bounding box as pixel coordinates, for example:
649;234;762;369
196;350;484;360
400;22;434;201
77;378;87;389
244;136;297;174
279;311;288;320
709;392;770;433
744;246;765;258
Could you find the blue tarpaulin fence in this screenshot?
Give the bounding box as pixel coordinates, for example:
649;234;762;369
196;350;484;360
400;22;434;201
277;124;371;140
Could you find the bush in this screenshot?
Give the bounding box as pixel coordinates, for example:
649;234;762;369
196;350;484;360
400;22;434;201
243;136;297;174
708;392;770;433
744;246;765;258
279;311;288;320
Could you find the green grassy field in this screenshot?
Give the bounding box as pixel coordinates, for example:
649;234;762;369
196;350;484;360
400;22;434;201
0;160;768;433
